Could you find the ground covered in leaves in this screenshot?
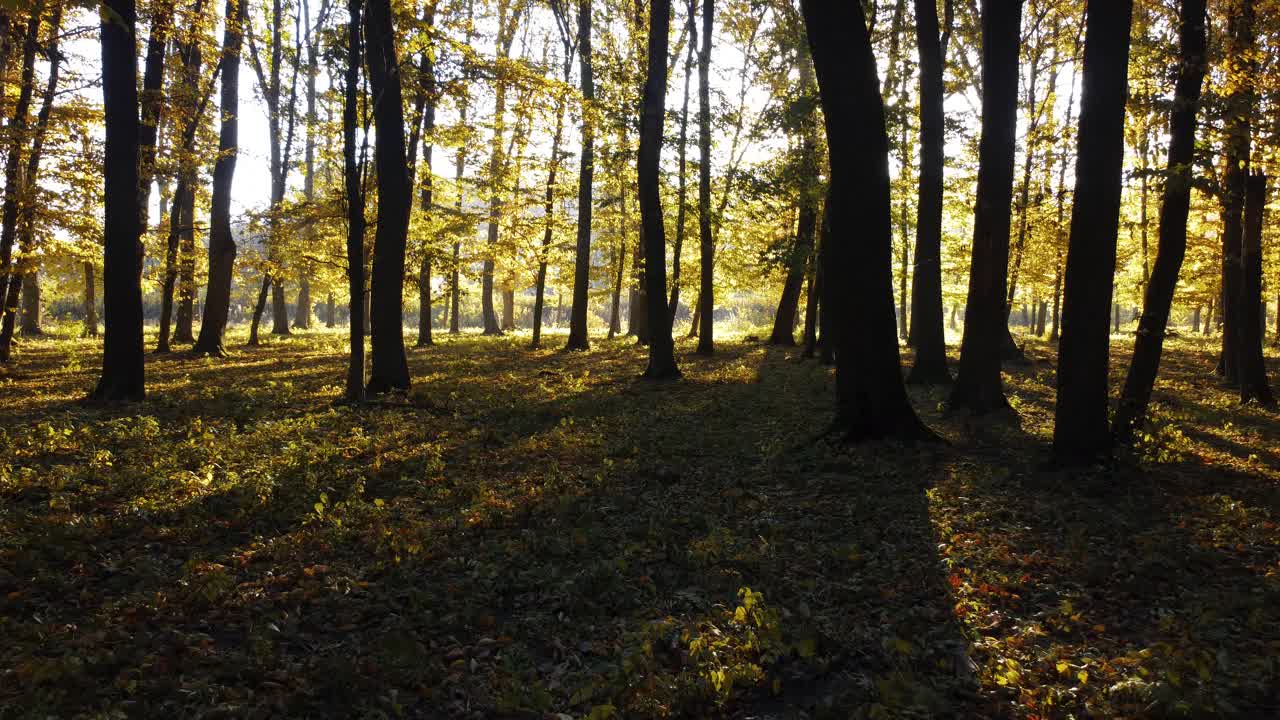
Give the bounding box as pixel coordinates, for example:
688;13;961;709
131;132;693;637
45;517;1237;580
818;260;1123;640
1;325;1278;719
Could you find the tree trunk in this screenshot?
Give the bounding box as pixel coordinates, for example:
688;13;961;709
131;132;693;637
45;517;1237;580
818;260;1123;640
609;227;626;339
565;1;594;350
90;0;146;402
0;5;43;363
1114;0;1207;440
533;54;570;349
194;0;244;357
694;0;714;355
248;275;270;345
801;224;821;359
638;0;679;378
363;0;411;394
1238;172;1272;404
905;0;951;384
1193;305;1201;333
949;0;1022;415
83;262;98;337
343;0;366;401
295;280;312;329
769;53;818;347
326;292;336;327
1053;0;1134;465
1;3;63;355
175;184;197;343
801;0;933;441
668;0;695;324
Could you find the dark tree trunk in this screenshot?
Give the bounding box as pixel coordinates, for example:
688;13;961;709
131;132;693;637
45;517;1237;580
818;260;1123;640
295;280;312;329
326;292;336;327
769;53;818;347
248;275;270;345
638;0;679;378
407;5;436;349
90;0;145;402
905;0;951;384
801;221;821;358
175;185;197;343
194;0;243;357
801;0;933;441
694;0;714;355
1238;172;1272;404
1114;0;1207;441
609;227;625;339
343;0;366;401
533;54;569;349
137;0;169;258
363;0;411;394
0;4;42;363
668;0;694;323
1053;0;1135;465
83;262;98;337
0;3;62;356
948;0;1022;415
566;0;595;350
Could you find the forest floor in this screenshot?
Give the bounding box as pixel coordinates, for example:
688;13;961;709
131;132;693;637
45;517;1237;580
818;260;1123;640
1;324;1278;719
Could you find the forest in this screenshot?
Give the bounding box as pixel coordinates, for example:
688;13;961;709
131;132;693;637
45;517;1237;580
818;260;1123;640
1;0;1279;716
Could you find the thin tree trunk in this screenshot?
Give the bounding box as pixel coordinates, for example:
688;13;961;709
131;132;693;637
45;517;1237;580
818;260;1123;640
769;50;818;347
532;57;569;349
694;0;714;355
668;0;694;323
566;0;595;350
0;4;43;362
1114;0;1206;440
83;261;98;337
609;223;626;338
1053;0;1135;465
343;0;365;401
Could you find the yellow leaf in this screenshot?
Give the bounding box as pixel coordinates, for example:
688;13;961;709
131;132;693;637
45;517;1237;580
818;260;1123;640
1077;670;1088;685
1056;660;1070;676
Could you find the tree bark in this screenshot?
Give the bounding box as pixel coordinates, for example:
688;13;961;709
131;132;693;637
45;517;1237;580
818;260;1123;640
90;0;145;402
1114;0;1207;441
343;0;366;401
638;0;679;378
1053;0;1135;465
948;0;1022;415
566;0;595;350
694;0;714;355
667;0;695;323
1237;172;1272;404
801;0;933;441
362;0;411;394
0;4;43;362
768;50;818;347
905;0;952;384
533;37;571;349
83;262;98;337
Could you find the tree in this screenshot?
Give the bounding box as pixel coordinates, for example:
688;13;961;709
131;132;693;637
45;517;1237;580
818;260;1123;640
694;0;713;355
362;0;411;394
343;0;365;402
91;0;145;402
565;0;594;351
1053;0;1135;464
247;0;303;338
800;0;933;441
0;3;43;362
1238;171;1273;404
193;0;246;357
638;0;678;378
480;0;527;336
1114;0;1208;441
905;0;953;385
948;0;1023;416
767;45;818;348
0;3;62;360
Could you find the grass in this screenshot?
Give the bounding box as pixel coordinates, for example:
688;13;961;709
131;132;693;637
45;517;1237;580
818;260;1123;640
1;323;1278;718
